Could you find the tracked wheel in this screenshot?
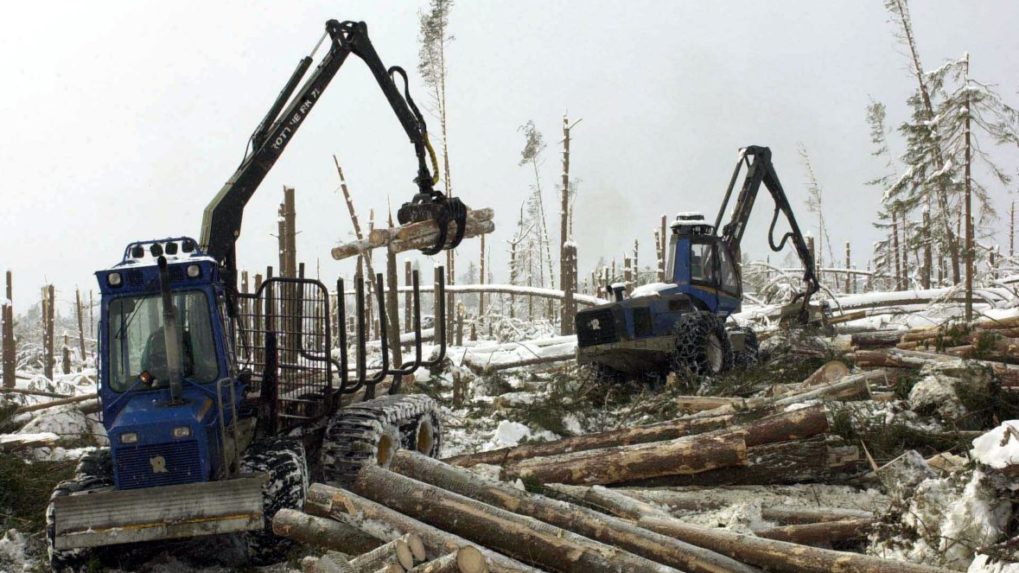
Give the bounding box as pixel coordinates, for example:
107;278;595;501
670;311;733;377
321;394;443;487
240;437;309;565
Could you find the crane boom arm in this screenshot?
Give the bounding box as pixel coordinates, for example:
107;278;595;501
199;20;456;292
715;146;820;309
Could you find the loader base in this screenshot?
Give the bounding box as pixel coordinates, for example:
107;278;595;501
576;336;675;374
53;474;267;550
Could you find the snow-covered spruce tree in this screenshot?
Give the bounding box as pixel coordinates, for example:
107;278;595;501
883;0;961;283
926;54;1019;318
865;101;908;290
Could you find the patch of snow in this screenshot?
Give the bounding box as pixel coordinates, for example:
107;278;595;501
938;471;1011;569
0;529;33;572
630;282;675;298
972;422;1019;469
969;555;1019;573
488;421;532;448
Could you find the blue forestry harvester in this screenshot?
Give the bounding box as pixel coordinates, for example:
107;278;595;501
47;20;470;571
575;146;821;380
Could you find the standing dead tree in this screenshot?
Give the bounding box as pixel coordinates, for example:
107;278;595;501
42;285;55;380
75;288;86;369
2;271;14;388
559;115;581;334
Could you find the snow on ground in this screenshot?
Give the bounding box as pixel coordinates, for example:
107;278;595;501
0;529;34;573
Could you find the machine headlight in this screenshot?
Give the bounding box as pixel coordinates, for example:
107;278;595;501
186;264;201;278
120;432;138;444
172;426;191;439
107;272;122;287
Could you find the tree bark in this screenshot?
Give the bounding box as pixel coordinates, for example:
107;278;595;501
349;466;681;573
617;437;858;488
272;508;381;555
760;506;874;525
391;451;762;573
503;430;747;486
754;518;875;546
639;513;953;573
305;483;542;573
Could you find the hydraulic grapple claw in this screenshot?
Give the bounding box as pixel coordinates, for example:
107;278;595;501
397;192;468;255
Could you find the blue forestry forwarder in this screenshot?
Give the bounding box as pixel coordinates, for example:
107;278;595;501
46;20;471;571
575;146;821;381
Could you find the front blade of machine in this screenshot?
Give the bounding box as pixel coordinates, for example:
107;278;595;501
52;474;266;550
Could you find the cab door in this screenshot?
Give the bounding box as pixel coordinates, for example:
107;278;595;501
715;243;742;316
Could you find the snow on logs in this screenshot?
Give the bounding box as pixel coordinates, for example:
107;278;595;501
331;208;495;261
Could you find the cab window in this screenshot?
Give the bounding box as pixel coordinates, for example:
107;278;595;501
717;246;740;296
690;242;717;285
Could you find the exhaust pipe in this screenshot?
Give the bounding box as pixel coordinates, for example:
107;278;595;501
157;256;184;404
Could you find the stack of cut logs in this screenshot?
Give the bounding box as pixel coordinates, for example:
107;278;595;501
273;360;958;572
846;314;1019;386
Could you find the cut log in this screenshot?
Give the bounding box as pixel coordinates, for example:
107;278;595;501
853;348;1019;386
503;430;747;486
676;396;744;412
306;483;544;573
444;413;733;467
332;209;495;261
543;484;669;521
800;360;850;387
349;534;418;571
350;465;682;573
302;555;356;573
617;437;859;487
688;372;877;419
408;547;489;573
638;514;954;573
0;387;74;399
760;506;874;525
849;330;905;349
754;517;875;546
741;405;830;447
391;450;762;573
0;432;60;450
273;508;382;554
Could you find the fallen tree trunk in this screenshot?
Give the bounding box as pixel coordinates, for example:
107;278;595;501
408;547;488;573
14;393;94;414
0;387;74;399
689;372;877;419
391;451;761;573
444;413;733;468
332;209;495;260
753;517;875;546
305;484;541;573
503;430;748;486
760;506;874;525
854;348;1019;386
272;508;381;554
616;437;859;487
849;330;906;349
638;514;954;573
544;484;670;521
350;465;681;573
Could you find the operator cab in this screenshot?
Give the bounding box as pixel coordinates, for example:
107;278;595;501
666;213;742;316
96;237;241;489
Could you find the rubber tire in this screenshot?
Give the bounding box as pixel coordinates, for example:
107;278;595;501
321;394;443;487
731;325;760;368
670;311;734;377
240;437;309;565
48;449;113;572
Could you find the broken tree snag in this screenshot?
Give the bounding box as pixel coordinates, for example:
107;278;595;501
759;506;874;525
638;514;954;573
350;465;682;573
348;534;418;571
408;547;489;573
444;413;733;468
272;508;382;554
331;209;495;261
618;436;857;488
753;517;875;546
390;451;762;573
504;430;748;486
304;484;542;573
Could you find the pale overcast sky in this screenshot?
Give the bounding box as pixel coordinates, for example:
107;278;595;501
1;1;1017;309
